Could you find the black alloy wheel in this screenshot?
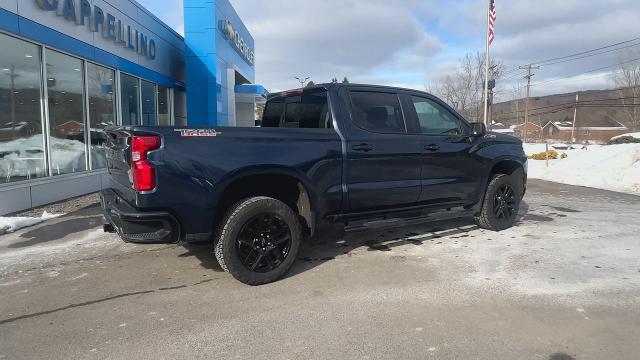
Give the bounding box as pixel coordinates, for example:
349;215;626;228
493;184;517;220
215;196;303;285
475;173;522;231
236;214;292;273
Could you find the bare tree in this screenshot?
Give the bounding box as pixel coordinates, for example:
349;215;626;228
614;50;640;130
428;51;504;122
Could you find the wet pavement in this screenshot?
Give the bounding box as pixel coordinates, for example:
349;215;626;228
0;180;639;360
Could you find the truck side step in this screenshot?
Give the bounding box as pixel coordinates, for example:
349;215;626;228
344;208;474;232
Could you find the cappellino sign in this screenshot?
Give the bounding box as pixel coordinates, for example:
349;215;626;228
35;0;157;60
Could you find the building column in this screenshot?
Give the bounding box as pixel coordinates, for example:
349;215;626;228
184;0;218;126
226;67;236;126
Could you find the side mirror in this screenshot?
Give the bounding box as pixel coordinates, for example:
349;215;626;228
470;122;487;137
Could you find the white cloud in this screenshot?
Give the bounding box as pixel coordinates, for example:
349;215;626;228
141;0;640;98
231;0;443;90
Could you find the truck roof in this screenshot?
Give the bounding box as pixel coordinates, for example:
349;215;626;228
268;83;434;100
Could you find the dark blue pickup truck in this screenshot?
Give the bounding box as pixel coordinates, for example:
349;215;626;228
101;83;527;285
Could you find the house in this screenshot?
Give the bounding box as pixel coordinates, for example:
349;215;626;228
541;118;628;143
54;121;85;140
513;122;542;140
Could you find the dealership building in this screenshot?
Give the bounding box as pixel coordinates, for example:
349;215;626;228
0;0;265;214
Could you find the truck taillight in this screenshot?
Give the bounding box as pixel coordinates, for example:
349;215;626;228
131;135;161;192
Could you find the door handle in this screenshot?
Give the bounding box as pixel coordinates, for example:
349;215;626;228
353;143;373;152
424;144;440;152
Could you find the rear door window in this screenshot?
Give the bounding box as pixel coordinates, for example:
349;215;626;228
349;91;406;134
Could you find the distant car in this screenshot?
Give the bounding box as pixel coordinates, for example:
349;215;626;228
101;83;528;285
608;133;640;145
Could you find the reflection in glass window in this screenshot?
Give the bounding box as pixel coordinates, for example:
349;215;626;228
141;80;157;126
411;96;462;135
121;74;139;125
174;90;187;126
46;50;87;176
87;63;115;169
0;33;47;183
158;86;170;126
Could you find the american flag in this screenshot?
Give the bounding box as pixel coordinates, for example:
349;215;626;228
488;0;497;45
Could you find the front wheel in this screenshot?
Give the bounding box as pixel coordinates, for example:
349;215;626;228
475;174;522;231
215;197;302;285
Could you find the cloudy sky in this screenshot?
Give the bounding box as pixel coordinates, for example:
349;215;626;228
139;0;640;99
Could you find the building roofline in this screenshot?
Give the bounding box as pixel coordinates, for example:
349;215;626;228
515;122;542;129
125;0;184;40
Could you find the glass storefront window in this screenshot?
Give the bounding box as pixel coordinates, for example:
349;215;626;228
0;33;47;184
158;86;170;126
174;90;187;126
121;74;140;126
87;63;115;170
141;80;157;126
1;33;178;184
45;49;87;176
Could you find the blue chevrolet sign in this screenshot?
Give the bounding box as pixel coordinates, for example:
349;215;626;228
35;0;157;60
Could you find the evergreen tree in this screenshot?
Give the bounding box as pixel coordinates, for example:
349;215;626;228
342;77;350;84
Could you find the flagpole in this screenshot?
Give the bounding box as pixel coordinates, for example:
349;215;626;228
483;0;491;128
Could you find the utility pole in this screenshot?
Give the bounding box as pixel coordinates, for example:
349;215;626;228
294;76;309;89
519;64;540;143
571;92;579;144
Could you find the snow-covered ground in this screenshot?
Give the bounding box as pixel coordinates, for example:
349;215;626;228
0;212;62;235
524;143;640;195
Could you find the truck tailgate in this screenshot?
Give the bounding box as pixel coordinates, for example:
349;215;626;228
105;128;137;203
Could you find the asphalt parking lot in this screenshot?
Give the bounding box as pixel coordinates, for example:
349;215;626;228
1;180;639;360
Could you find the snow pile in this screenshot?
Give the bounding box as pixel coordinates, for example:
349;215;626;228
0;211;62;235
524;143;640;195
0;135;87;181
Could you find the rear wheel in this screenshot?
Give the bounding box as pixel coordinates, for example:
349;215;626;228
475;173;522;231
215;197;302;285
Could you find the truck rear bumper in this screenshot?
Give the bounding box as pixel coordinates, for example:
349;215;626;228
100;189;180;243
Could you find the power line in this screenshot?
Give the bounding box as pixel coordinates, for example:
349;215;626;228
540;42;640;67
503;56;640;90
500;60;632;94
494;95;640;116
499;37;640;85
530;62;635;88
531;37;640;66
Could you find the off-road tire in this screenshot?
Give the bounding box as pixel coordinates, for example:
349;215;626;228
214;197;302;285
475;173;522;231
